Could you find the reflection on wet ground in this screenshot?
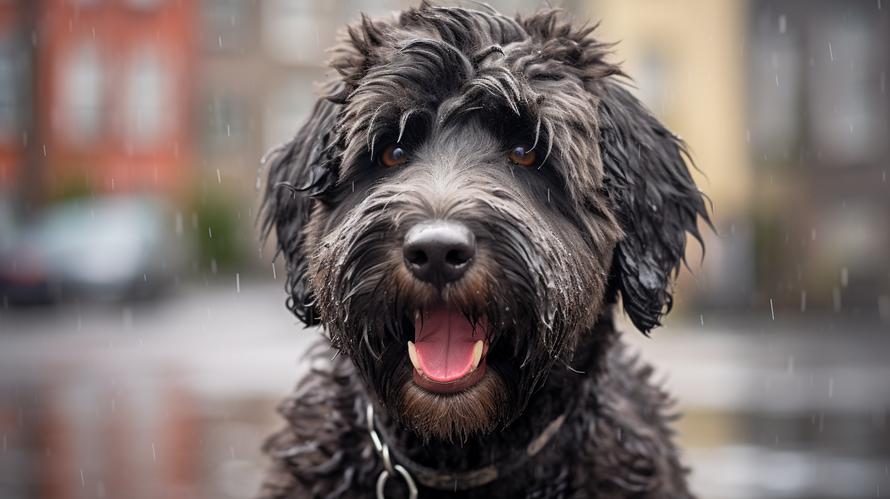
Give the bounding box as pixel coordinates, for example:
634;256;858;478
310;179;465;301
0;283;887;499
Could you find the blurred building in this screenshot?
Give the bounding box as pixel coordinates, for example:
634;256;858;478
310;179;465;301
2;0;196;201
746;0;890;316
589;0;890;318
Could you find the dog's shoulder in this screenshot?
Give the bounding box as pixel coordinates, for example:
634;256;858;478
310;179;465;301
578;340;694;498
258;341;376;499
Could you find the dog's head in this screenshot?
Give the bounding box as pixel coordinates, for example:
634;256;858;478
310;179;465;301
263;3;708;442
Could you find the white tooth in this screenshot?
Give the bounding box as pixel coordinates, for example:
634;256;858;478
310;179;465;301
470;340;484;371
407;341;421;371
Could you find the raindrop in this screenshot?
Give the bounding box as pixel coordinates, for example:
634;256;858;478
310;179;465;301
218;35;223;48
208;226;213;239
778;14;787;34
700;314;704;327
175;212;183;235
236;273;241;293
151;442;157;461
840;267;849;287
272;262;277;280
769;298;775;320
800;290;807;312
80;469;85;488
42;144;46;156
217;168;222;183
828;42;834;62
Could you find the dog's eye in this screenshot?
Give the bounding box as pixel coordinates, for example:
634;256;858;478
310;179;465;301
507;146;537;167
380;144;409;168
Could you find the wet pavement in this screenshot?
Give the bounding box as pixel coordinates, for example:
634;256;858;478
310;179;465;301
0;282;887;498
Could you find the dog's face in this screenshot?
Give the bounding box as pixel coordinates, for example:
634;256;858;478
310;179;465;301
264;4;708;442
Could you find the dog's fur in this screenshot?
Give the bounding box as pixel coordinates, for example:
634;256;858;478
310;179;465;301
259;3;709;498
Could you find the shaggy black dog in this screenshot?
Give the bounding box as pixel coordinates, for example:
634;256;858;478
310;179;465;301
259;3;709;498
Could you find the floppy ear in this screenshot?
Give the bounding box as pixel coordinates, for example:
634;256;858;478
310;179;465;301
598;81;710;334
262;89;342;327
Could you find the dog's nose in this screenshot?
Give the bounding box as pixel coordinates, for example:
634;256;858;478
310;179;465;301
403;221;476;286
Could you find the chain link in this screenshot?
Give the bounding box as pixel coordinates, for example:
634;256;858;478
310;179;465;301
367;404;418;499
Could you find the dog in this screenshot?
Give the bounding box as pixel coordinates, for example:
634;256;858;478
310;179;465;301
258;3;709;498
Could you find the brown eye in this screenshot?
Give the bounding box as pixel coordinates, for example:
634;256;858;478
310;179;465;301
507;146;537;167
381;144;409;168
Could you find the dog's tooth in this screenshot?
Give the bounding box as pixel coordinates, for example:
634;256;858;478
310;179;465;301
470;340;484;371
407;341;421;372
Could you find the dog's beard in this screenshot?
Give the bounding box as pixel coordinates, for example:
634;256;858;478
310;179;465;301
308;187;611;442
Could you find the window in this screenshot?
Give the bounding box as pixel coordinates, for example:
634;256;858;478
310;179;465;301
122;47;173;150
263;74;321;151
262;1;333;65
807;12;885;165
58;41;103;147
748;12;802;164
0;35;24;140
202;92;247;151
201;0;247;53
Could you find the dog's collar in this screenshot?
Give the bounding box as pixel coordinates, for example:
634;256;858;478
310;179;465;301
366;403;568;496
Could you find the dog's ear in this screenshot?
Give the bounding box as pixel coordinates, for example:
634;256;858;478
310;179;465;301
262;88;341;327
598;81;710;334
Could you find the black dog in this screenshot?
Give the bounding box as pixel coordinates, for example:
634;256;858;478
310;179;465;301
259;3;709;498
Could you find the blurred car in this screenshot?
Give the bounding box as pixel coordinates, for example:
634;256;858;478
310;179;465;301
0;195;185;304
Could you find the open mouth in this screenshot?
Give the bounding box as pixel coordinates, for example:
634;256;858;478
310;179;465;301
407;307;490;394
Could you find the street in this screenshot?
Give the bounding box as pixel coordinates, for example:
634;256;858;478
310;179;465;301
1;282;888;498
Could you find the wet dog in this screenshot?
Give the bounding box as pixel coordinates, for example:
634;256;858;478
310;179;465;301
259;3;709;498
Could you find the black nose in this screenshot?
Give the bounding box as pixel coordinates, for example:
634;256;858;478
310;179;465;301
403;221;476;286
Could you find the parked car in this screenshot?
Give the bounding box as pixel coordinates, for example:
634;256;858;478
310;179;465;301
0;195;185;304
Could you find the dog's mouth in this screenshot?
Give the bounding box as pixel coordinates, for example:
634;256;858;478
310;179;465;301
406;307;490;394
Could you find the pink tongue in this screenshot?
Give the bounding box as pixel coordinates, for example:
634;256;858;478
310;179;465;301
414;308;484;382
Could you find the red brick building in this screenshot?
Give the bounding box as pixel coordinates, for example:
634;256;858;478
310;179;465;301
2;0;196;199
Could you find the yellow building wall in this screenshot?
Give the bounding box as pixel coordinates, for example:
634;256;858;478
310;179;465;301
583;0;751;219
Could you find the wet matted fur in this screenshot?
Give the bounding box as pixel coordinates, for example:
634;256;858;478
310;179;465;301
259;3;709;498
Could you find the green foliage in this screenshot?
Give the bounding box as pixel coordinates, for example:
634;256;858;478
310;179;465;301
189;185;248;272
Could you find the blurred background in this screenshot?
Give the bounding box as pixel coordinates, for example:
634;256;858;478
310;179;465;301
0;1;887;498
